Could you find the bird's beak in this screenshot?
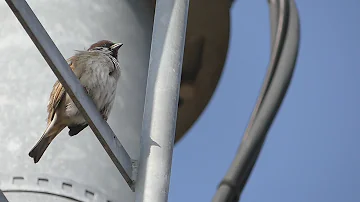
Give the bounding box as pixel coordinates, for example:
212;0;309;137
110;43;123;51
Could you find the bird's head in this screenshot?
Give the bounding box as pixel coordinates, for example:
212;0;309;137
88;40;123;58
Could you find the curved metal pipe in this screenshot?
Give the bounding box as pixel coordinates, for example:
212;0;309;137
212;0;301;201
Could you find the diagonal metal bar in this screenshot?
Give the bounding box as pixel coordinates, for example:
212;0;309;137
5;0;134;190
212;0;300;201
0;190;9;202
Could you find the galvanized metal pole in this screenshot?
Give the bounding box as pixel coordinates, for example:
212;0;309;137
135;0;189;201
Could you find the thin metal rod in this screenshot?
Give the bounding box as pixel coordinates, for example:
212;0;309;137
134;0;189;201
0;190;9;202
221;1;290;200
212;0;300;201
5;0;134;189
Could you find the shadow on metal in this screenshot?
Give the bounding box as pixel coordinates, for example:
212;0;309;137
212;0;301;201
0;190;9;202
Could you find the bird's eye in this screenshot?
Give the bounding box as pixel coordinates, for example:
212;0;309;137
106;43;113;49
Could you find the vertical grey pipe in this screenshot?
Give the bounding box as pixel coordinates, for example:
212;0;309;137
135;0;189;201
0;0;153;201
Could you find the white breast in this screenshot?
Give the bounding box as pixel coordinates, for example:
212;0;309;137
65;51;121;124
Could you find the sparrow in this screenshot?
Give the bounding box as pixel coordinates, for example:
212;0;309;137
28;40;123;163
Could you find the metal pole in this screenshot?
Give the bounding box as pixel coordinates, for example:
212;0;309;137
135;0;189;201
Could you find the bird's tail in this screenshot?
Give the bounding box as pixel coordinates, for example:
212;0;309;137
29;114;65;163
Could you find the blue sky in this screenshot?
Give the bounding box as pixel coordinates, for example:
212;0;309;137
169;0;360;201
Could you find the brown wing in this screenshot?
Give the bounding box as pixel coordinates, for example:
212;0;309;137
46;56;76;124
